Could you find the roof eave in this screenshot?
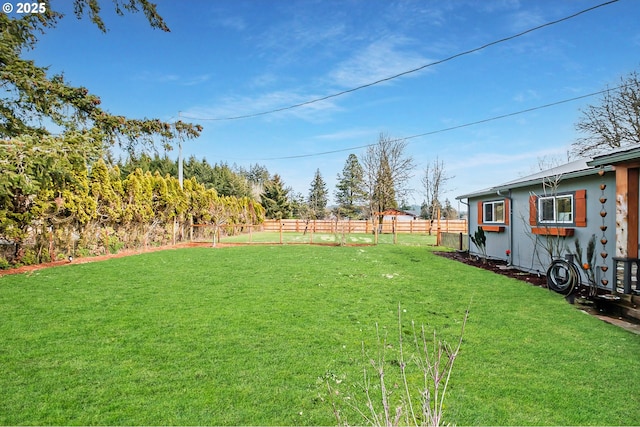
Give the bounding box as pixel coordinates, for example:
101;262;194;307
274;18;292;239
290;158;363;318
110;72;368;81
588;146;640;167
456;165;613;200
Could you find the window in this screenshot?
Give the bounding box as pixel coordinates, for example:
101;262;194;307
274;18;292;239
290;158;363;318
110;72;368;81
538;194;573;224
483;200;505;223
529;190;586;229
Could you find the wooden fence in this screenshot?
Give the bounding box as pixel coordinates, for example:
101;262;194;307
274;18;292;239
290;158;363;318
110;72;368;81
439;232;469;251
261;218;467;235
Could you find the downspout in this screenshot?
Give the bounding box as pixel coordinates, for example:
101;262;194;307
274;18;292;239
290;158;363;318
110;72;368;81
459;198;470;252
497;189;513;266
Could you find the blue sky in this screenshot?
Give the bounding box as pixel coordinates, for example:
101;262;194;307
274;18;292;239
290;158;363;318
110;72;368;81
20;0;640;208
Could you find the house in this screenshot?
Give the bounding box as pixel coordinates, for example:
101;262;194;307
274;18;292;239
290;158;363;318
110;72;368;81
456;146;640;297
376;208;417;233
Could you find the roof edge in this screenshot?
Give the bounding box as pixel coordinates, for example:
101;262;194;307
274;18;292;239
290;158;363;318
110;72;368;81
456;164;613;200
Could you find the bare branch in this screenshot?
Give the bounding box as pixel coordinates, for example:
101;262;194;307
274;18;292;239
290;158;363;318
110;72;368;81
573;71;640;157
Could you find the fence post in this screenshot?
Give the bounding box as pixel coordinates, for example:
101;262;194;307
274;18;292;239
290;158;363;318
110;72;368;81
279;221;283;244
374;218;379;244
393;218;398;244
436;208;441;245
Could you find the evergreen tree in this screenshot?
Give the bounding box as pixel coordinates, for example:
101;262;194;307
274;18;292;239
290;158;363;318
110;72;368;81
209;163;252;198
261;175;292;219
0;4;200;151
335;154;366;219
307;169;328;219
289;192;308;220
90;158;123;225
442;198;458;219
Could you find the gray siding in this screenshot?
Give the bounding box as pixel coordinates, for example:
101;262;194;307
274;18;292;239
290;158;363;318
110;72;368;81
467;170;616;285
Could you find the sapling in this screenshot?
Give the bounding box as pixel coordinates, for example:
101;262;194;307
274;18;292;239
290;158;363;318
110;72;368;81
329;304;469;427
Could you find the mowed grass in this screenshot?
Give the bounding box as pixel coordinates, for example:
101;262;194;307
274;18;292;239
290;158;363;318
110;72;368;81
0;245;639;425
218;231;437;246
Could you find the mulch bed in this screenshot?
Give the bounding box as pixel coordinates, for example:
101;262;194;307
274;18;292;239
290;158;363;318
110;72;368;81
434;250;549;287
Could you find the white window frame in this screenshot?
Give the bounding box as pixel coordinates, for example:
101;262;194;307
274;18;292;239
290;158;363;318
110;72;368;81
483;200;505;224
538;194;573;224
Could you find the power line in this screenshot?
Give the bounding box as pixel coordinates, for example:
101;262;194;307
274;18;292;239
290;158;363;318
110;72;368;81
256;85;622;161
181;0;619;122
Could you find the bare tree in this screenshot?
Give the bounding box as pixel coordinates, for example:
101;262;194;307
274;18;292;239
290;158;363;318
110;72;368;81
360;133;415;219
572;70;640;157
421;158;453;220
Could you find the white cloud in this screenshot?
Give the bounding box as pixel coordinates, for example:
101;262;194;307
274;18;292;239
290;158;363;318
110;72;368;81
180;74;212;86
513;89;540;103
218;16;246;32
256;19;347;67
329;36;432;88
507;10;545;33
134;71;211;86
448;146;568;175
313;128;376;141
478;0;521;13
181;89;341;123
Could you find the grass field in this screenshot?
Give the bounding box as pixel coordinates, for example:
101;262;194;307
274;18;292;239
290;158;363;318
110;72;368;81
1;244;639;425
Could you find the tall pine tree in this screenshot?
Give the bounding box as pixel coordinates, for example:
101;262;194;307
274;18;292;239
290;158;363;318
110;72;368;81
261;175;292;219
307;169;328;220
335;154;366;219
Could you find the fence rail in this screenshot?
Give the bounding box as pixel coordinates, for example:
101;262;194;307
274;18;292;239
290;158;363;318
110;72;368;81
261;219;467;234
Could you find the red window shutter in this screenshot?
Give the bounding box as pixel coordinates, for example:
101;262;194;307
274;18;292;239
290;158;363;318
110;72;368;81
504;198;510;225
575;189;587;227
529;195;537;226
477;201;483;225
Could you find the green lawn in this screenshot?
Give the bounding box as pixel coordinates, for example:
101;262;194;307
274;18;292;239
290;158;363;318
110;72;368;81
217;231;437;246
1;245;639;425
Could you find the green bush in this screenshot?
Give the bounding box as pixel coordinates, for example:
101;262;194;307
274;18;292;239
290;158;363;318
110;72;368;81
108;235;124;254
20;249;37;266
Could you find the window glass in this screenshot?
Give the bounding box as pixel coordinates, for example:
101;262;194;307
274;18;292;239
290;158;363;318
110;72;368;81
540;198;555;222
495;202;504;222
538;194;573;223
556;195;573;222
483;201;505;223
484;203;494;222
